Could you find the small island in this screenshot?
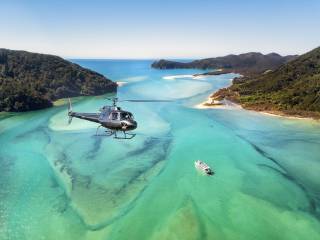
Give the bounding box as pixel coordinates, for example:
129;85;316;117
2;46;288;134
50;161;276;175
0;49;117;112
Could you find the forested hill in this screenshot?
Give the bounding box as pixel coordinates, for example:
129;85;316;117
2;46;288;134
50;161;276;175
215;46;320;118
152;52;297;75
0;49;117;112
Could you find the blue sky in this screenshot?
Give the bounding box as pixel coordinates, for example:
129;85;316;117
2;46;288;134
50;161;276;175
1;0;319;58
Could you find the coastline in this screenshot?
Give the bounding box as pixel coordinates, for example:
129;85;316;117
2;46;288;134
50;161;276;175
251;109;320;121
195;95;319;122
194;75;320;122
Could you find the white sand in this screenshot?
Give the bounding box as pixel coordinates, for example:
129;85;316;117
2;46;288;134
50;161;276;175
194;98;242;110
162;75;195;80
258;111;317;121
116;81;128;87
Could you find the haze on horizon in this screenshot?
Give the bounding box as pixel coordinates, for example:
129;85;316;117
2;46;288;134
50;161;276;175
1;0;320;59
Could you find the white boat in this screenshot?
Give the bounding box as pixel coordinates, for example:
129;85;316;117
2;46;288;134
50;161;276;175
195;160;213;175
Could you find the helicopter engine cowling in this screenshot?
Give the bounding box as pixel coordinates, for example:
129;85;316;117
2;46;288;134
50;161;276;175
121;122;128;130
121;120;137;131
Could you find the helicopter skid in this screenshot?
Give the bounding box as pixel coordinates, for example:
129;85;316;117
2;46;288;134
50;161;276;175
95;125;135;139
114;131;136;139
105;130;116;137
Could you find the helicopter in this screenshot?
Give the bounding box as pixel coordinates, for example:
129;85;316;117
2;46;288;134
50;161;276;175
67;97;170;139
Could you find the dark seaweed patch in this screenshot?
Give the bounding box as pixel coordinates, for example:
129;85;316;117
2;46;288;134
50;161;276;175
126;137;160;156
50;175;59;188
0;156;15;231
0;156;14;198
86;136;103;159
84;137;172;231
182;196;208;239
52;193;70;214
257;163;319;218
14;124;52;145
0;114;15;121
246;140;283;169
46;134;173;231
76;175;92;190
238;135;320;219
54;151;78;190
113;137;171;196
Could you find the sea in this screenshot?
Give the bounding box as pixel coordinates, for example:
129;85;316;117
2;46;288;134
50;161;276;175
0;60;320;240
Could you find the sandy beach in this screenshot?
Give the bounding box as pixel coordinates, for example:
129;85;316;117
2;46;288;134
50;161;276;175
195;93;319;122
257;110;319;121
116;81;128;87
194;97;242;110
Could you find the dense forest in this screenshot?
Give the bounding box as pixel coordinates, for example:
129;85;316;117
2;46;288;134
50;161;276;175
152;52;296;75
214;47;320;118
0;49;117;112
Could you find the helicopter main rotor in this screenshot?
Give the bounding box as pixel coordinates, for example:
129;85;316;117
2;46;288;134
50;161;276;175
106;97;172;107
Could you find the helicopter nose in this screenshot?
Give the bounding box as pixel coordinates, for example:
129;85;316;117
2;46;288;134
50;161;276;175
122;120;137;130
131;120;137;130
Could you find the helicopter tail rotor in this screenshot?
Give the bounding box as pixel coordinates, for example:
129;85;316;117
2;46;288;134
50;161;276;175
67;98;73;124
68;116;73;125
68;98;73;112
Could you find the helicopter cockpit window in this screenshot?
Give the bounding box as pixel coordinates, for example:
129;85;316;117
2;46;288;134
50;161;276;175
120;112;132;120
111;112;118;120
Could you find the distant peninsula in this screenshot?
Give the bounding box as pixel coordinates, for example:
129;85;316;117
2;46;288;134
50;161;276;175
0;49;117;112
151;52;297;75
152;49;320;119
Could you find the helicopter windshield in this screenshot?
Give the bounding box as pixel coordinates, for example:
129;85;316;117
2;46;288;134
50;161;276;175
120;112;133;120
111;112;119;120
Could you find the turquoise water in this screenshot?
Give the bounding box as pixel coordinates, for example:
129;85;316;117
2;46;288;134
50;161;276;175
1;60;320;240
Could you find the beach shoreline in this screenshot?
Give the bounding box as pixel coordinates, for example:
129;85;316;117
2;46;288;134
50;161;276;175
193;97;242;110
194;78;320;122
252;109;320;121
195;96;319;122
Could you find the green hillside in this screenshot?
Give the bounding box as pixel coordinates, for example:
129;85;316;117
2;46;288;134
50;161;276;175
227;47;320;117
0;49;117;112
